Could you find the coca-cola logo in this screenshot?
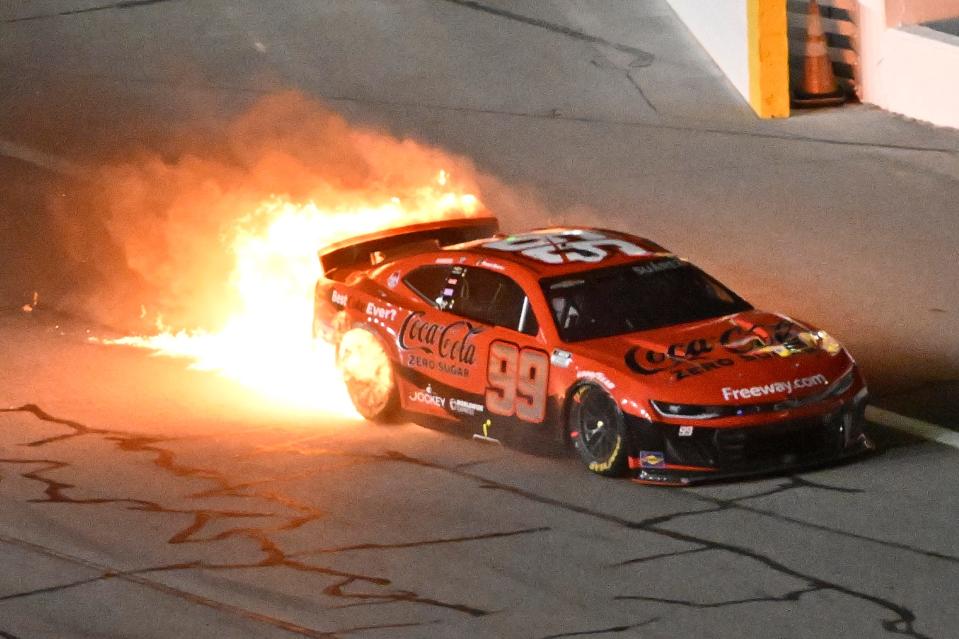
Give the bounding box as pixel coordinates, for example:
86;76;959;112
625;320;815;382
399;312;483;364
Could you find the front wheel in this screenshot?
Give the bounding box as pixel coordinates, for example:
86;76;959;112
337;328;399;422
567;384;629;477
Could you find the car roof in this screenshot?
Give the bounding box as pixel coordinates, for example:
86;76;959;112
443;227;675;277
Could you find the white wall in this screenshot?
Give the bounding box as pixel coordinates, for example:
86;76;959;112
667;1;750;102
885;0;959;26
859;0;959;129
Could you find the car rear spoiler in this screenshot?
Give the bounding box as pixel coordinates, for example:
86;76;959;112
318;216;500;279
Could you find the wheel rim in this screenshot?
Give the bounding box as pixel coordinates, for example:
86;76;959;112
339;330;394;417
572;386;619;460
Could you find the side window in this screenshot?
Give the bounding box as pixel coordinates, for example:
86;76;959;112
450;268;539;336
402;265;454;308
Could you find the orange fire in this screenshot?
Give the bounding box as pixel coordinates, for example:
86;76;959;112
103;171;480;416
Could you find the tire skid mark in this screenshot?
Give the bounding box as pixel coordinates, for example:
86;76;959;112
0;405;493;624
292;527;551;557
439;0;655;67
3;0;179;24
538;616;659;639
0;531;353;639
0;560;201;602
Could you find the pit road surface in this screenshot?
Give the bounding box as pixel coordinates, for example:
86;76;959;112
1;313;958;638
2;1;958;637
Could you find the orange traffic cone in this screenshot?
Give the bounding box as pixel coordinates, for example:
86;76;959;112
792;0;846;107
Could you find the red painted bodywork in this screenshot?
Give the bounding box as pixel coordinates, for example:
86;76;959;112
314;221;870;482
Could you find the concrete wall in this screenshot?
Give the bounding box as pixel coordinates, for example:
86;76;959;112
885;0;959;26
667;1;750;100
860;0;959;129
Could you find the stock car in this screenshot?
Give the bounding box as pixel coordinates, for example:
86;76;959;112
313;217;872;485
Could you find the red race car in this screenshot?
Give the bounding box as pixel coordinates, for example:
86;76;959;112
313;217;872;485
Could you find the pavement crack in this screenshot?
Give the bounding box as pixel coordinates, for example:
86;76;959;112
438;0;654;67
0;407;937;636
611;546;710;567
626;70;658;114
615;585;822;608
676;477;959;564
323;577;490;617
369;451;932;639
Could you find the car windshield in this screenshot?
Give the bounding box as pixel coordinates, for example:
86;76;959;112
541;258;752;342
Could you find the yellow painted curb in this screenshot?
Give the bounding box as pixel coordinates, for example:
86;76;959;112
747;0;790;118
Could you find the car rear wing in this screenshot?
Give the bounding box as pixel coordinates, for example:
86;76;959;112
318;216;499;280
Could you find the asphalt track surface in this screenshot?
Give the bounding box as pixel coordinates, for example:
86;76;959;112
1;1;958;637
0;312;957;639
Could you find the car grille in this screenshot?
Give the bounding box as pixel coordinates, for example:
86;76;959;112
713;413;843;467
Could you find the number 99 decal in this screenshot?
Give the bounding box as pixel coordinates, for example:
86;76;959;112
485;341;549;423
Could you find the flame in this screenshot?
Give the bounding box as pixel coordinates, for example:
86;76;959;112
103;171;481;417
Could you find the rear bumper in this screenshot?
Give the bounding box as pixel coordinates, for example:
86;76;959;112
626;394;873;485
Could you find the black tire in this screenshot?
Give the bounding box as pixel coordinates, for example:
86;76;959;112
337;328;399;422
567;384;629;477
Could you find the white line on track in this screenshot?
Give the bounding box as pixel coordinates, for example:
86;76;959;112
866;405;959;450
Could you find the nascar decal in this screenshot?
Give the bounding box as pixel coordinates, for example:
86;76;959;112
399;312;483;378
639;451;666;469
483;230;649;265
409;384;446;408
721;374;828;401
450;398;484;416
625;320;821;382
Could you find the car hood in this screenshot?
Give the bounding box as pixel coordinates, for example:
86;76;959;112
570;310;855;406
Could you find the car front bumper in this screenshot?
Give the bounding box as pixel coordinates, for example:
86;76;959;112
626;394;873;485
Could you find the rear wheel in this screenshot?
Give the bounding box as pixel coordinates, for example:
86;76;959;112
567;384;629;477
337;328;398;422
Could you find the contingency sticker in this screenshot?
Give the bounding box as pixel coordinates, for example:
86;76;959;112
639;451;666;468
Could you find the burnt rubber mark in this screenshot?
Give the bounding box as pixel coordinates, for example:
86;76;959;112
439;0;654;67
538;616;659;639
1;403;117;446
0;632;21;639
0;406;489;622
4;0;179;23
294;526;550;556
